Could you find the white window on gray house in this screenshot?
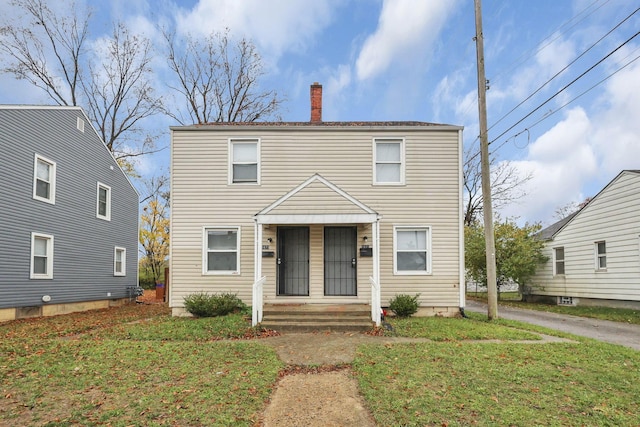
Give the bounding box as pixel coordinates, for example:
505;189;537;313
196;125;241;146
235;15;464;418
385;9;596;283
96;182;111;220
553;247;565;275
114;247;126;276
204;227;240;274
595;241;606;270
394;226;431;274
374;138;404;185
33;154;56;204
230;139;259;184
31;232;53;279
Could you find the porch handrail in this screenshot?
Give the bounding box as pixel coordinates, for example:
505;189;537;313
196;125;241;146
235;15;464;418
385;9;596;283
252;276;266;326
369;276;381;326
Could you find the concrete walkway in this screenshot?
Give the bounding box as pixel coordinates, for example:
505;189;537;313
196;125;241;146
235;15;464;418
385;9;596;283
465;300;640;351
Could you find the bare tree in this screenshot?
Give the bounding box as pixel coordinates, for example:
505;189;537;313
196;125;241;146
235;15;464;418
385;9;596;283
164;30;283;125
82;22;164;159
0;1;163;165
0;0;89;106
463;147;532;226
553;197;592;221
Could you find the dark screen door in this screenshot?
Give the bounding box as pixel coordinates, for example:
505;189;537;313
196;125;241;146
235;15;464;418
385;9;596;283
277;227;310;296
324;226;357;296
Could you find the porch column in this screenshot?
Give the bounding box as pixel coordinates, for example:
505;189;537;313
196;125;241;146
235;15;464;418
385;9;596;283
252;220;264;326
372;218;381;325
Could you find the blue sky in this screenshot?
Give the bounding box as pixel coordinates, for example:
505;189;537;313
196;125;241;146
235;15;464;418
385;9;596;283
1;0;639;225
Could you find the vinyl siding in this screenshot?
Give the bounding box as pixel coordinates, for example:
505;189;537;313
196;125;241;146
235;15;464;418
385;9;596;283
170;125;462;309
0;107;139;309
531;171;640;301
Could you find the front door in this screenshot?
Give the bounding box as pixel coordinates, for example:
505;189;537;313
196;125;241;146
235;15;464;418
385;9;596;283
277;227;310;296
324;226;357;296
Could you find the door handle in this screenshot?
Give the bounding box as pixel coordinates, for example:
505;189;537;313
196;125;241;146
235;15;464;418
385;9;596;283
351;258;356;268
277;258;282;265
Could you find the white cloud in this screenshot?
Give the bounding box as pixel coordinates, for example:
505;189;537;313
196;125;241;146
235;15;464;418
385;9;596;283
502;34;576;104
174;0;337;59
591;59;640;176
323;64;352;121
502;107;597;224
355;0;459;81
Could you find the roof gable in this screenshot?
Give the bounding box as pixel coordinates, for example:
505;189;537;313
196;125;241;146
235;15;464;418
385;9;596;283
541;170;640;240
255;174;379;224
0;105;139;196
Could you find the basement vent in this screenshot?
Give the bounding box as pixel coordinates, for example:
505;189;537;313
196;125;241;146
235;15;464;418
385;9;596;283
558;296;574;306
77;117;85;133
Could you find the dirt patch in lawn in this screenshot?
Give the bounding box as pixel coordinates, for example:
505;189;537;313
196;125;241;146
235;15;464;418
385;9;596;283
257;332;431;426
260;331;430;365
262;367;376;427
256;330;575;426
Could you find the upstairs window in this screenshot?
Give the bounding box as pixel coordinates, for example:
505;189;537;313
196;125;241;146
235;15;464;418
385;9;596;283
230;139;259;184
553;247;565;275
595;241;606;270
204;227;240;274
31;232;54;279
97;182;111;221
374;138;404;184
33;154;56;204
114;247;126;276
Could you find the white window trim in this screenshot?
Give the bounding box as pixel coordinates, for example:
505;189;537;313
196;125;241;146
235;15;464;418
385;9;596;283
393;225;432;275
114;246;126;276
228;138;261;185
595;240;607;271
373;137;405;185
30;232;54;279
202;226;241;275
33;154;56;204
553;246;565;276
96;182;111;221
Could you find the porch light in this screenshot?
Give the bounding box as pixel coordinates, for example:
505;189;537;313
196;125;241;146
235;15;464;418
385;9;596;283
363;236;368;242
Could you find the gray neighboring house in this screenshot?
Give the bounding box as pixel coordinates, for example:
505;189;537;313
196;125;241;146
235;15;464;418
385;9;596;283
0;105;139;321
530;170;640;309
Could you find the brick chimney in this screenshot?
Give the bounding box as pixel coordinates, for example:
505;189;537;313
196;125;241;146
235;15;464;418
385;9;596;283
310;82;322;123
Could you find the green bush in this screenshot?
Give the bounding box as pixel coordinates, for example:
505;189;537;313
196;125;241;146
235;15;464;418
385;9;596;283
183;292;248;317
389;294;420;318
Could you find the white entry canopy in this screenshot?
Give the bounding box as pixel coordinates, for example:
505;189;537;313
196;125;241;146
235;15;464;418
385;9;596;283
254;174;380;224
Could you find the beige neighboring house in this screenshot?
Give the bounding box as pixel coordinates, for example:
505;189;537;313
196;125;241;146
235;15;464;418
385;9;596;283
530;170;640;309
169;83;465;325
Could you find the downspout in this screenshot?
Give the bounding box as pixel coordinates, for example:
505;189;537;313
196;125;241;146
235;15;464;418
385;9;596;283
457;128;467;317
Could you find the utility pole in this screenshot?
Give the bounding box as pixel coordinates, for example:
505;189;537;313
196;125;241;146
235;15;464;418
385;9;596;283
474;0;498;320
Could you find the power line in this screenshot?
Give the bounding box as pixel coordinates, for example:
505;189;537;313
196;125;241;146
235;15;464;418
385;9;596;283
458;0;610;121
489;0;611;88
489;49;640;156
488;6;640;132
488;29;640;145
464;40;640;167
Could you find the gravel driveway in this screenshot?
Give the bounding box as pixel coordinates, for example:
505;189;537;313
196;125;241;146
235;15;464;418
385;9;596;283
465;300;640;350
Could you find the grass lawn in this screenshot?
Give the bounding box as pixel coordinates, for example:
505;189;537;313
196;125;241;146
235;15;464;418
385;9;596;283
468;292;640;325
355;316;640;426
2;304;639;426
0;304;283;426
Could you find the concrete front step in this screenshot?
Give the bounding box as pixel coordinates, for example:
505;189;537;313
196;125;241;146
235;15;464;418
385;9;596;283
260;304;374;333
260;320;373;333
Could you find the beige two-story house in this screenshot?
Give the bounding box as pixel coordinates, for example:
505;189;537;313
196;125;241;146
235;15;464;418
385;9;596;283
169;84;464;325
